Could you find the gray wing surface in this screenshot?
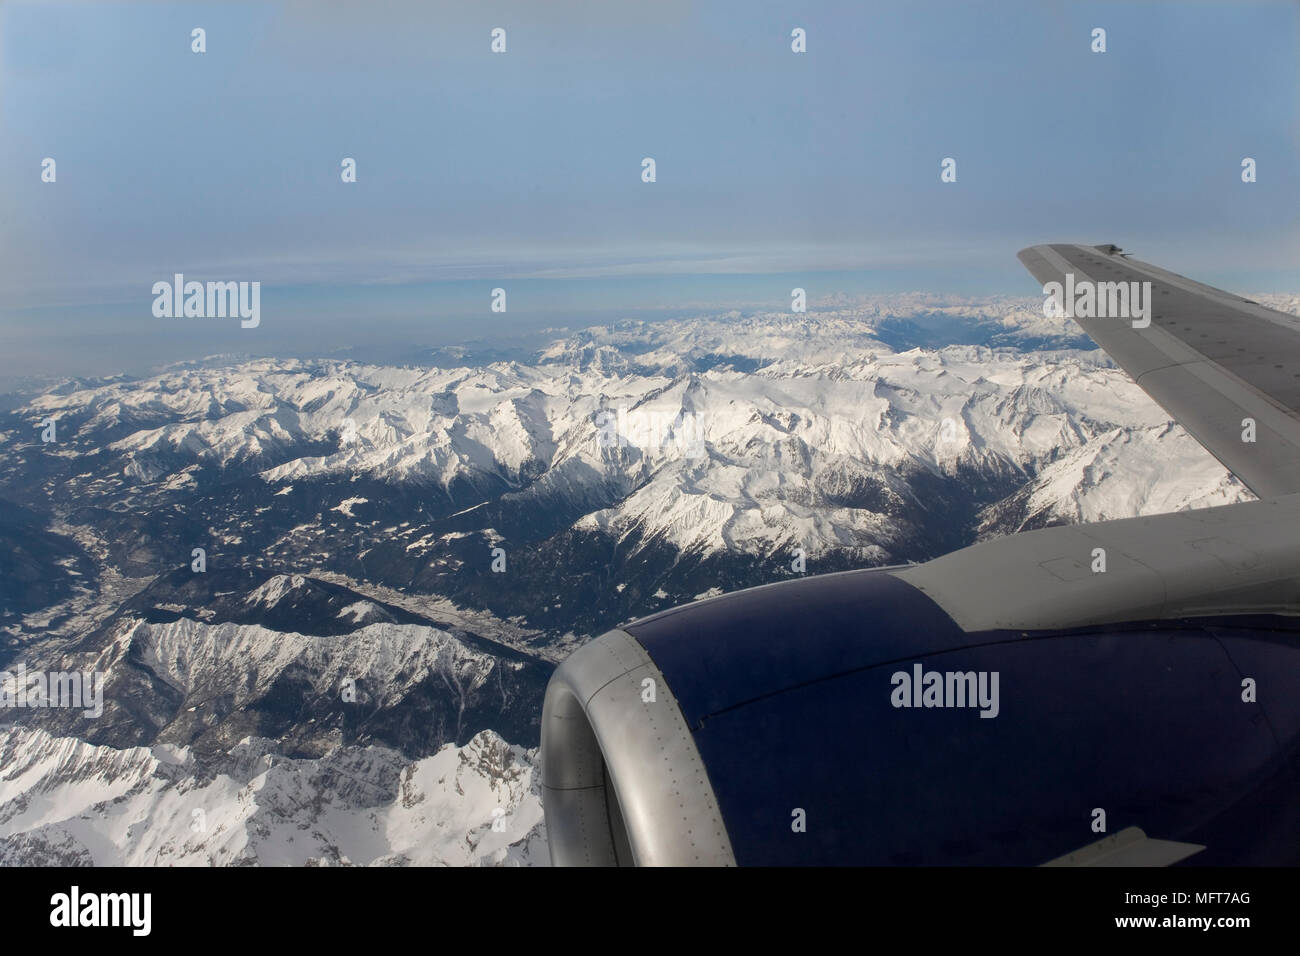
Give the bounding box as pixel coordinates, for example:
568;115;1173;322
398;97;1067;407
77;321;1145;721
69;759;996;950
1019;243;1300;498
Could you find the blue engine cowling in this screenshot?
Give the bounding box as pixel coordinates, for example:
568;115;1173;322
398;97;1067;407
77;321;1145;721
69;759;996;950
541;568;1300;865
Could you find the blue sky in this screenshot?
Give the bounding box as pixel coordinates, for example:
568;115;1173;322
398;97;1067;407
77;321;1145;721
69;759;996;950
1;0;1297;379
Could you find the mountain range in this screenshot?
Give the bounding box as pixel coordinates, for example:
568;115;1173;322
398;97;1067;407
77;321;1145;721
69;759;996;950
3;291;1290;865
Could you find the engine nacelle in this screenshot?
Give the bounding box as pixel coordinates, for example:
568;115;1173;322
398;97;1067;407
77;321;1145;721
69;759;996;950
541;558;1300;865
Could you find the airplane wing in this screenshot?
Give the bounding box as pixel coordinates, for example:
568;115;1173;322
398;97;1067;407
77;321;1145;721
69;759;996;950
1019;243;1300;498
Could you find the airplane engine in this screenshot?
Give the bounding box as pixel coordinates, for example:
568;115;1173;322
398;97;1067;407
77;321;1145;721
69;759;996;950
542;519;1300;866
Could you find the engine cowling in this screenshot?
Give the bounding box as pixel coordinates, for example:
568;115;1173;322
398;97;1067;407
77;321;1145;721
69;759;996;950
541;551;1300;865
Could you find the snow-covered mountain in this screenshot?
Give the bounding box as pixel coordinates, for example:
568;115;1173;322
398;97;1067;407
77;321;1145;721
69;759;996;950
0;292;1287;865
0;303;1255;628
6;567;552;760
0;725;544;866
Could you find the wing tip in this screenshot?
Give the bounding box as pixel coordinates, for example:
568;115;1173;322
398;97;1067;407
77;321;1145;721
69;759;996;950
1016;243;1053;267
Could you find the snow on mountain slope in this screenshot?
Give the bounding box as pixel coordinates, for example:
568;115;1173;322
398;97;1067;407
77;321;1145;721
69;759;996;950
0;726;545;866
978;424;1251;536
568;344;1246;554
3;313;1247;566
244;573;310;608
17;600;550;760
